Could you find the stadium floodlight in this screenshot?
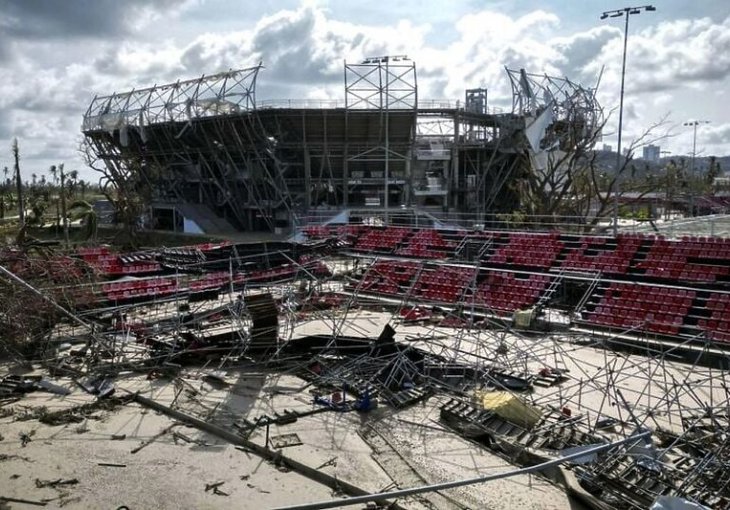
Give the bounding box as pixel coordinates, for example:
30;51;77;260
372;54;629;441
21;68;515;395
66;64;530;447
683;120;711;177
600;5;657;236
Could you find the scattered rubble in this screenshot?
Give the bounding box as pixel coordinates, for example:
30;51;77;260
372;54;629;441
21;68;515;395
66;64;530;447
0;234;728;509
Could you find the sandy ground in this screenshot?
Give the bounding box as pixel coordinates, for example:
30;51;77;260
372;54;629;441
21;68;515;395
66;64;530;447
0;375;340;509
0;360;579;510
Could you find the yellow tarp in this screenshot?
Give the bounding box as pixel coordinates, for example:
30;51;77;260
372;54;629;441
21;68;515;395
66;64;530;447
477;391;542;429
513;308;535;328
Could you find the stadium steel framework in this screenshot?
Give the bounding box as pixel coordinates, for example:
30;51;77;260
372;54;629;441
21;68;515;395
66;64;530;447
82;57;602;233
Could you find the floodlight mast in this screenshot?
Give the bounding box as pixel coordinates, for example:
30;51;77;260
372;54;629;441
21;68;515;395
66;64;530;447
600;5;656;236
683;120;711;177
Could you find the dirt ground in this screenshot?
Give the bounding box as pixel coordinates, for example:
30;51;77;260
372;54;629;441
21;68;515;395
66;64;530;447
0;361;581;510
2;309;718;509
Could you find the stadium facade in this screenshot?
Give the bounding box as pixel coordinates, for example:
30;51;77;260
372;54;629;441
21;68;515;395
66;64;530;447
82;57;601;233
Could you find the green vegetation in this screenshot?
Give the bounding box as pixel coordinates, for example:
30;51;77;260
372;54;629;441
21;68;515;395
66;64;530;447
1;139;105;243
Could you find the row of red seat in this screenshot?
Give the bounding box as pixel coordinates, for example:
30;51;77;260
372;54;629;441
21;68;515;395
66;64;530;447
189;272;238;291
561;236;640;275
306;226;730;284
697;318;730;332
654;238;730;258
102;262;314;302
638;237;730;283
584;283;696;336
395;230;453;258
587;308;685;335
411;266;476;303
472;272;550;314
103;265;302;301
355;228;412;252
355;261;551;312
707;330;730;343
490;234;563;269
106;284;180;302
696;292;730;340
75;247;161;277
95;262;162;275
706;293;730;310
395;244;449;259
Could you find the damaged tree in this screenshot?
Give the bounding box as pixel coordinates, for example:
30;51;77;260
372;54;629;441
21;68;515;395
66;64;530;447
522;116;673;231
79;138;153;247
12;138;24;226
0;247;96;357
507;69;672;232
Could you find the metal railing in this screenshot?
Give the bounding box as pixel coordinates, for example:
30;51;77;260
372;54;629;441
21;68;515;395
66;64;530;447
256;99;506;113
295;208;730;238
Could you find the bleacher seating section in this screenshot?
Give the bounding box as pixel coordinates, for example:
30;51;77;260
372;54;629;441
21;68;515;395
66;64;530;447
637;236;730;283
474;272;551;313
396;229;455;259
69;227;730;347
584;283;695;336
74;241;322;304
78;246;162;276
490;232;563;269
354;227;412;253
411;265;476;303
305;227;730;282
300;225;730;345
560;234;641;275
700;293;730;343
359;260;419;296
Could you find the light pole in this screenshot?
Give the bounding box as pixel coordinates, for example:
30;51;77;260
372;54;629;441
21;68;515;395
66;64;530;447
683;120;709;217
601;5;656;236
683;120;710;177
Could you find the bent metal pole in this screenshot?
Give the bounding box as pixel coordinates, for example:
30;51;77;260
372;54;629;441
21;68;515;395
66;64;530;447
273;431;652;510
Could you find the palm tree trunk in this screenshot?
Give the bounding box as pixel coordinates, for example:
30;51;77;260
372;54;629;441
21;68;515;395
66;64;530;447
12;139;24;225
60;165;69;247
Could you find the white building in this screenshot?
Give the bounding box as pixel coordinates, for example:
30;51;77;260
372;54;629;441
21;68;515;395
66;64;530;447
642;144;661;163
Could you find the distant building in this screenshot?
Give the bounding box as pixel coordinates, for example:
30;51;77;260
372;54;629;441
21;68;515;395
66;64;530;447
602;144;613;152
643;144;660;163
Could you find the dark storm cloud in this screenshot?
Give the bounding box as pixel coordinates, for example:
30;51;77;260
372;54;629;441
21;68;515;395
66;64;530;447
251;7;341;85
0;0;182;39
553;26;619;78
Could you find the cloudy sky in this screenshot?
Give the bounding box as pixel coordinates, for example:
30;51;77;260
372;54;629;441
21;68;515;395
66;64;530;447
1;0;729;182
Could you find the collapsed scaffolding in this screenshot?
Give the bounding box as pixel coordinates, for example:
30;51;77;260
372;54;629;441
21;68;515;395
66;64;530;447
1;233;728;509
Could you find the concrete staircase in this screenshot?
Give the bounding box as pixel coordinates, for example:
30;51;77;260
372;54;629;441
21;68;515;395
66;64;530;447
170;203;238;235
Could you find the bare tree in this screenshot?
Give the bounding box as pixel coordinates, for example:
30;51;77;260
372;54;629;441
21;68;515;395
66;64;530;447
518;113;674;232
79;138;152;247
49;164;58;187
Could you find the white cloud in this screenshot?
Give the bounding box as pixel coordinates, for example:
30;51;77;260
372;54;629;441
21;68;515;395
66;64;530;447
1;2;729;181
